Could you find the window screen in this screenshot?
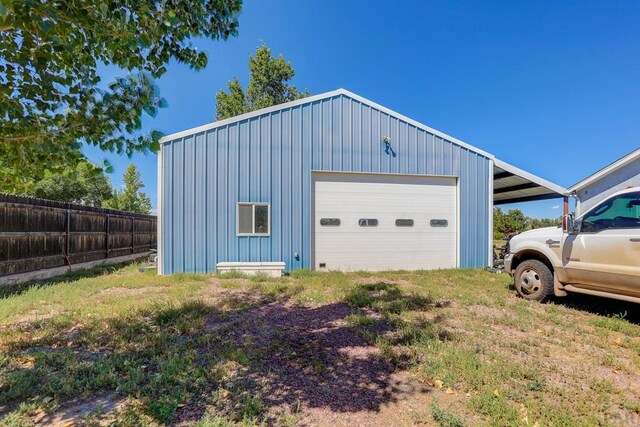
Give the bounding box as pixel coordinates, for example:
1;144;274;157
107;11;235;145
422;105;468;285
430;219;448;227
359;218;378;227
237;203;270;235
395;219;414;227
238;204;253;234
320;218;341;226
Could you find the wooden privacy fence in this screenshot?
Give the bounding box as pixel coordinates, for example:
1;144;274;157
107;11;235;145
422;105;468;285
0;193;157;277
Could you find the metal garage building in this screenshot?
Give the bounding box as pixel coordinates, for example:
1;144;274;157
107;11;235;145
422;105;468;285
157;89;564;274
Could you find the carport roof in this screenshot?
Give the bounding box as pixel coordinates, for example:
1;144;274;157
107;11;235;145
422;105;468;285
493;159;566;205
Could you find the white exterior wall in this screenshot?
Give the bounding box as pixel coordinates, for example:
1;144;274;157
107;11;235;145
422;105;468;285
576;157;640;215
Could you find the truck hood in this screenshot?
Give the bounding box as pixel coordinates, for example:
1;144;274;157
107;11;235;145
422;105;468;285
512;226;563;240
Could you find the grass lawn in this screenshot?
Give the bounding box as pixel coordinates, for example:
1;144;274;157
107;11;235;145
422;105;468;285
0;264;638;426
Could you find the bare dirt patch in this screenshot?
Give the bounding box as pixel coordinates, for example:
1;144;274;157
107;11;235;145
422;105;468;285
32;395;124;426
96;286;167;296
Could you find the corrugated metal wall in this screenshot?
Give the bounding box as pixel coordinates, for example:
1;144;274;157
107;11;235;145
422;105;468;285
160;93;491;274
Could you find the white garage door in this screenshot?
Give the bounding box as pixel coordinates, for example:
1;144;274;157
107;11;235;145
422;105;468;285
313;173;457;271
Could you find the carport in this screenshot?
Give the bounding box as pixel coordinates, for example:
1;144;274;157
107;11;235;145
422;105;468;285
493;159;567;210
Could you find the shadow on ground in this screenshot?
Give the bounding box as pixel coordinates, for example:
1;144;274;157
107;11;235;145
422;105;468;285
0;282;439;425
180;282;438;423
553;293;640;324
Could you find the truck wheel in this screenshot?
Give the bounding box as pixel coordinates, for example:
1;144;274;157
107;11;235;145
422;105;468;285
514;260;554;302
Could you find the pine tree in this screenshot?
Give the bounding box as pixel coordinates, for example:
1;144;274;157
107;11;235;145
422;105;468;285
215;44;309;120
105;164;152;214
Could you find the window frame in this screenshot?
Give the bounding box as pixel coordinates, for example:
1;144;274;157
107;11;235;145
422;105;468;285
236;202;271;236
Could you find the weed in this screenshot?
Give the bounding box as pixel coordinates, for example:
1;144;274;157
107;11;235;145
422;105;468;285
216;270;248;279
431;400;466;427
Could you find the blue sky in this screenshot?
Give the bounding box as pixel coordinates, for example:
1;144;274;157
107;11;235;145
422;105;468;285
84;0;640;218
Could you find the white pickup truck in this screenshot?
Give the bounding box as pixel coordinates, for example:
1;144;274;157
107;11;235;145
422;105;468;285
504;187;640;304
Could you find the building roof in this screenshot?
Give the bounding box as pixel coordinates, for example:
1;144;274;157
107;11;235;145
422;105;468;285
567;147;640;193
161;88;566;204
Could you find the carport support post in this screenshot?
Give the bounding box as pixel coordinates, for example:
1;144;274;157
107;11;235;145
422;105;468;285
562;195;569;232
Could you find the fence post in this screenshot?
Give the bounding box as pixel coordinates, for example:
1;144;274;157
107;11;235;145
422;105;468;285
105;214;110;259
63;208;71;268
131;216;135;254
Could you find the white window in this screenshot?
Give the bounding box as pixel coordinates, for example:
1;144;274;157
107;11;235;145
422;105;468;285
237;203;270;236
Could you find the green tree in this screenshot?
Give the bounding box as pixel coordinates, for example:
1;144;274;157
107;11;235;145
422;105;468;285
31;162;114;206
0;0;241;186
105;164;152;214
494;207;563;238
494;207;528;238
215;44;309;120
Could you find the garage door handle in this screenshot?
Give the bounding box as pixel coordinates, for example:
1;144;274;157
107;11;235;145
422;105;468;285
631;238;640;242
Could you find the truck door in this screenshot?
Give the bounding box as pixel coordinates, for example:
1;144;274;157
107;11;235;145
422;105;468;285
562;190;640;296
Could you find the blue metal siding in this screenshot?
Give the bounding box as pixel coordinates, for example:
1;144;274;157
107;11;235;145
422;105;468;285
160;94;491;274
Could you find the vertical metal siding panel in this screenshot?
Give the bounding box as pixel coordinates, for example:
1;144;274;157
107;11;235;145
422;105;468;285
352;101;361;172
459;149;468;266
290;106;303;270
281;110;292;269
311;102;321;171
302;104;312;269
400;123;409;174
194;133;206;272
217;127;230;263
329;97;342;171
206;131;217;272
270;112;281;263
171;138;184;273
409;126;418;174
183;136;195;272
320;100;329;170
343;99;352;171
359;106;380;172
361;105;370;173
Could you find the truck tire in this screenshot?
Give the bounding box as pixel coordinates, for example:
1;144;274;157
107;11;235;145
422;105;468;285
514;260;554;302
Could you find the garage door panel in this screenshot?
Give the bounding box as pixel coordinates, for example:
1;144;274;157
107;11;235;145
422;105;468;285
313;173;457;272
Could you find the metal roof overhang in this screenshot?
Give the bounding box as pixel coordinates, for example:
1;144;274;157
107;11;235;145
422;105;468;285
493;159;566;205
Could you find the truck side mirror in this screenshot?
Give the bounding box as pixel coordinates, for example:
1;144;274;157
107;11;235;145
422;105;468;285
564;214;580;235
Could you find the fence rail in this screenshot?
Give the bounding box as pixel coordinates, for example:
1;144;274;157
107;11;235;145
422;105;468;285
0;193;157;277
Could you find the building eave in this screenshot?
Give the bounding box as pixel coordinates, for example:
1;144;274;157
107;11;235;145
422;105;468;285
567;147;640;193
